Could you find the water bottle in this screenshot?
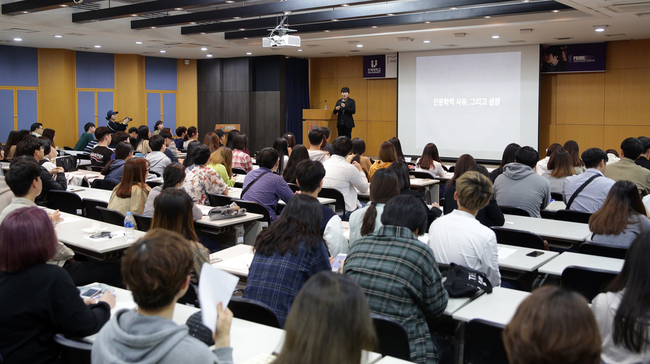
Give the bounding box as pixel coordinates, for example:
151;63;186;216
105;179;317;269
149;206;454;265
124;212;135;241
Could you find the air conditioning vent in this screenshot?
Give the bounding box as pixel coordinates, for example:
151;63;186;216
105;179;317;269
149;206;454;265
606;1;650;13
2;28;39;33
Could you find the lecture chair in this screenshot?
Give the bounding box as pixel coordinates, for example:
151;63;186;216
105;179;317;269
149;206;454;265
96;206;126;227
54;334;92;364
498;205;530;217
146;180;162;189
82;199;107;221
177;285;199;306
371;313;411;361
207;193;233;207
56;155;77;172
550;192;563;202
233;200;271;226
232;167;247;175
90;178;117;191
409;170;435;179
318;187;346;217
561;266;617;302
579;241;628;260
48;190;84;216
463;319;509;364
132;213;152;232
287;183;300;193
90;166;104;172
554;209;592;224
491;227;546;250
228;297;281;328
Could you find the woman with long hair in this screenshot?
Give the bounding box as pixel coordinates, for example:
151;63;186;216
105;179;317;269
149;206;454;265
273;137;290;176
535;142;563;176
183;140;201;168
589;180;650;247
42;128;57;151
592;232;650;363
491;143;520;182
368;141;398;181
143;162;202;220
243;194;331;327
4;131;21;160
151;188;209;286
348;169;400;245
283;132;296;149
102;142;134;186
107;157;152;215
542;147;576;193
203;132;221;153
416;143;446;178
346;138;372;178
283;144;310;184
564;140;586;173
274;271;377;364
208;146;235;187
135;125;152;154
444;154;477;214
231;133;253;172
152;120;164;135
389;137;406;162
389;161;442;227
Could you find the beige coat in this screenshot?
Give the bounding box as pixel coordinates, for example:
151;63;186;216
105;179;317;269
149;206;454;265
107;184;151;216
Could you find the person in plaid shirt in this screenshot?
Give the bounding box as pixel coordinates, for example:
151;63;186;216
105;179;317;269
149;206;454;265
345;195;449;364
232;133;253;172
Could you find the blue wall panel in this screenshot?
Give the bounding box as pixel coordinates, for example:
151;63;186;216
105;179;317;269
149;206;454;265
78;91;95;137
145;57;177;91
17;90;37;131
0;45;38;87
147;93;161;128
0;90;14;144
97;92;114;126
163;93;176;132
76;52;115;89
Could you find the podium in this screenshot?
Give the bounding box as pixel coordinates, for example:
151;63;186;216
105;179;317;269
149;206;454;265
302;109;336;147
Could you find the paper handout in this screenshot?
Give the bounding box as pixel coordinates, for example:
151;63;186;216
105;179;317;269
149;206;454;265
198;263;240;333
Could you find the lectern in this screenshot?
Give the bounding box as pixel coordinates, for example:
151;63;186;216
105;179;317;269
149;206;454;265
302;109;336;146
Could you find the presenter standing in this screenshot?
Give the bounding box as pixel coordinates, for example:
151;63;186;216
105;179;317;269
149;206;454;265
334;87;355;139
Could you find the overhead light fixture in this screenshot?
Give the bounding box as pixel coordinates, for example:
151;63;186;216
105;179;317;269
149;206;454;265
243;37;248;39
297;49;303;52
246;52;252;55
450;7;458;10
201;32;206;35
425;21;431;24
160;50;166;53
131;14;137;17
356;44;363;47
552;10;560;13
492;35;500;39
21;11;29;14
332;19;339;22
233;16;241;19
13;38;22;41
484;16;491;18
239;28;245;30
594;25;608;32
371;26;378;28
60;4;67;7
225;0;235;3
151;26;156;29
207;53;213;57
423;40;430;43
341;3;349;6
135;41;143;44
201;47;208;51
174;8;183;10
54;35;63;38
387;13;395;16
190;22;196;25
94;45;101;48
324;30;330;32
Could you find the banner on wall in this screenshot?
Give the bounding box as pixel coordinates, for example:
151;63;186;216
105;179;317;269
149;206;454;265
363;54;397;79
540;42;606;73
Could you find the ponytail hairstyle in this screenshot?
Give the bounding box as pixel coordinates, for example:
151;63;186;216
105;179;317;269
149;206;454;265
161;162;186;190
360;169;399;236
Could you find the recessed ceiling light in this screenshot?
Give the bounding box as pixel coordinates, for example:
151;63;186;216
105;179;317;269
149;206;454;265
324;30;330;32
423;40;430;43
207;53;213;57
356;44;363;47
201;47;208;51
239;28;245;30
594;25;608;32
246;52;252;55
13;38;22;41
484;16;491;18
552;10;559;13
450;7;458;10
341;3;349;6
387;13;395;16
492;35;500;39
225;0;235;3
371;26;378;28
233;16;240;19
160;50;166;53
54;35;63;38
297;49;303;52
151;26;156;29
21;11;29;14
131;14;137;17
174;8;183;10
332;19;339;22
424;21;431;24
135;41;143;44
201;32;206;35
243;37;248;39
190;22;196;25
94;45;101;48
60;4;67;7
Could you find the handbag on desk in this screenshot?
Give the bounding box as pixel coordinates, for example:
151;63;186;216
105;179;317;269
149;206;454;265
208;205;247;221
443;263;493;298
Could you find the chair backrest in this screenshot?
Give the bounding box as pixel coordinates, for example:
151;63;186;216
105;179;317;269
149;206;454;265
207;193;233;207
132;213;152;232
410;170;435;179
146;180;162;189
228;297;281;328
56;155;78;172
554;209;592;224
491;227;546;250
82;198;108;221
561;266;618;302
371;313;411;361
90;178;117;191
48;190;84;215
233;200;271;225
550;192;563;201
463;319;509;364
318;187;346;216
91;166;104;172
287;183;300;193
54;334;92;364
96;206;126;226
498;205;530;217
579;241;628;259
63;146;74;150
232;167;247;175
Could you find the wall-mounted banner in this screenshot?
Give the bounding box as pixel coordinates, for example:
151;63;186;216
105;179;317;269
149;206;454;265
363;53;397;79
540;42;606;73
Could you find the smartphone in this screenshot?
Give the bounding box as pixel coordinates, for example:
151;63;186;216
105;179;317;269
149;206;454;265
81;288;102;298
526;251;544;257
331;253;347;272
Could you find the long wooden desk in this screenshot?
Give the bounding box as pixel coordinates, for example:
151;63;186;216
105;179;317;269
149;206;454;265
503;214;591;243
537;251;624;277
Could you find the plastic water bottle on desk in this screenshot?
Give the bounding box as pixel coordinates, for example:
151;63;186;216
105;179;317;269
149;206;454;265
124;212;135;241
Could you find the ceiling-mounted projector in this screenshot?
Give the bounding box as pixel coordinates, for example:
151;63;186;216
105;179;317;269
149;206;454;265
263;16;300;47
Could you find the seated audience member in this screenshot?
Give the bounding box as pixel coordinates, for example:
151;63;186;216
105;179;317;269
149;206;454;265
592;232;650;363
84;132;99;153
226;129;238;149
346;195;449;364
588;180;650;248
145;135;171;176
542;147;576;194
0;176;13;212
535;143;562;176
107;158;152;215
296;160;348;256
208;146;236;187
368;141;398;181
468;164;505;227
389;137;406;162
135;125;152;154
102;142;133;186
565;140;587;174
4;130;21;160
183;126;199;150
214;129;227;147
0;207;115;364
152;120;164;136
15;137;66;206
443;154;476;214
203;132;220;153
175;126;187;149
319;126;333;155
307;127;330;163
389;161;443;227
42;128;57;150
607;149;621;164
273;137;290;176
274;271;377;364
492;143;521;182
605;138;650;196
75;122;96;151
127;127;138;149
494;146;551;218
151;189;209;286
563;148;615;213
503;286;601;364
110;131;129;148
143;163;202;220
635;136;650;171
39;138;59;173
416;142;446;178
429;171;501;287
91;229;234;364
283;144;309;184
183;140;201;168
31;122;43;137
231;133;253;172
241;147;293;221
322;136;369;217
346;138;372;178
244;194;331;327
90;127;114;168
282;132;296;149
348;169;399;245
160;130;179;162
184;144;228;205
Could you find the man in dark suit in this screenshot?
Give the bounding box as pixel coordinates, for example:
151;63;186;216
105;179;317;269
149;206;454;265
333;87;355;139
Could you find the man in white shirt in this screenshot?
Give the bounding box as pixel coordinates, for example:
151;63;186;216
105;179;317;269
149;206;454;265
307;127;330;163
296;159;348;256
428;171;501;286
563;148;615;213
322;136;369;219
